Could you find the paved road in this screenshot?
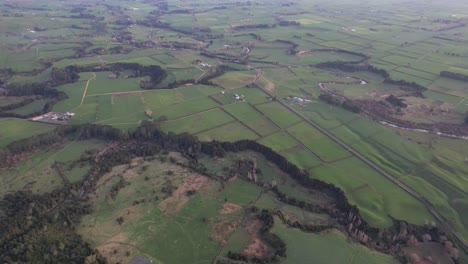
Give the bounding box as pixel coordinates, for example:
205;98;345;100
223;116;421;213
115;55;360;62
255;84;468;252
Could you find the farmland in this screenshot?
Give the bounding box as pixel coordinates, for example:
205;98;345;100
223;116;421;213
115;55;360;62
0;0;467;263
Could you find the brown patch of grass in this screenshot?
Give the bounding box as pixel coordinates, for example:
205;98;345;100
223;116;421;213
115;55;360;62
260;77;275;94
212;220;239;246
158;175;211;216
220;202;241;214
96;233;137;264
403;242;455;264
243;238;271;258
241;218;272;258
123;169;139;179
130;157;144;167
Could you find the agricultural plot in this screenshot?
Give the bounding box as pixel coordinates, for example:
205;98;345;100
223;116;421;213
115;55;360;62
86;72;143;96
258;132;299;152
1;0;468;262
310;157;434;227
280;146;323;169
256;101;302;128
154;96;219;120
196;121;259;142
0;119;56;147
0;139;105;196
161;108;234;135
6;99;48;115
223;103;279;137
177;85;222;100
211;71;257;90
273;226;398;264
287;122;351;162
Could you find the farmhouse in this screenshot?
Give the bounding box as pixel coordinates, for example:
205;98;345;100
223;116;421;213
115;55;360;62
31;112;75;123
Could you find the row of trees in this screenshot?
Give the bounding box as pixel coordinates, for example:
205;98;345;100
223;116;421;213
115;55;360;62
74;63;167;88
317;61;427;96
441;70;468;82
318;93;361;113
317;61;389;78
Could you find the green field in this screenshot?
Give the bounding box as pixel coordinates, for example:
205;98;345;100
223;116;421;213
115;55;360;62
1;0;468;262
0;119;56;147
273;226;398;264
0;139;105;196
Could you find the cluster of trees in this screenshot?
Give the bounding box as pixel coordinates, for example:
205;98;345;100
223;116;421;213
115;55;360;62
274;210;330;233
318;94;361;113
278;20;300;26
76;63;167;89
200;140;354;213
317;61;388;78
440;71;468;82
232;24;274;30
383;79;426;96
198;65;231;85
318;61;427;97
385;95;407;108
0;189;105;263
274;40;298;55
226;209;286;263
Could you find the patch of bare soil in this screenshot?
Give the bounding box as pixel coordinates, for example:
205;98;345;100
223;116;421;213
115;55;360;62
242;218;272;258
130;157;144;167
401;103;459;122
1;143;60;170
265;79;275;93
368;90;419;100
96;233;136;264
403;242;456;264
158;175;211;216
212;220;239;246
220;203;241;214
95;142;119;162
296;49;336;56
243;238;271;258
354;99;468;136
123;169;139;179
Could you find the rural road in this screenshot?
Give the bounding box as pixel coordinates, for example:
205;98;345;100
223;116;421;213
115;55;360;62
70;72;96;112
255;82;468;252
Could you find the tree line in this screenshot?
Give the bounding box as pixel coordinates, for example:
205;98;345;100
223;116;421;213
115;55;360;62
440;70;468;82
317;61;427;96
318;93;361;113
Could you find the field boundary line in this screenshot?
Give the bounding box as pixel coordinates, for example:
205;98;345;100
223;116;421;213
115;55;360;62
219;107;262;138
193;120;238;136
71;72;96;112
254;82;468;251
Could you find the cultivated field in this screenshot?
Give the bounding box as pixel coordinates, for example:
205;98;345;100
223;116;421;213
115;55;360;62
1;0;467;262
